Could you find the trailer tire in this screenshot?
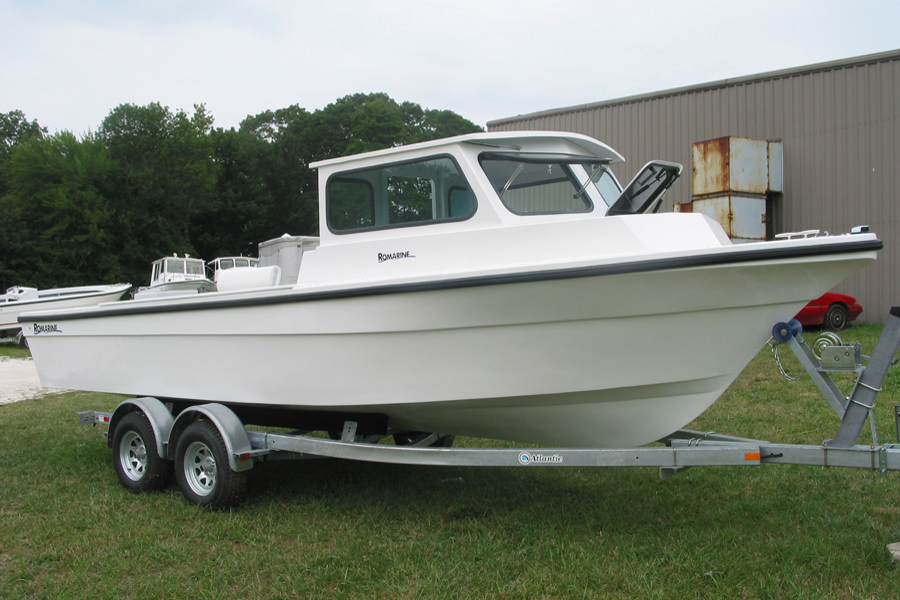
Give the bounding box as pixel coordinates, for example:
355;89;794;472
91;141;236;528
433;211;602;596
112;411;173;492
174;420;247;509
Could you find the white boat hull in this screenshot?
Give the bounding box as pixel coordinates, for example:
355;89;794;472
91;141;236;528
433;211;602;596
133;279;216;299
0;284;131;332
22;241;875;447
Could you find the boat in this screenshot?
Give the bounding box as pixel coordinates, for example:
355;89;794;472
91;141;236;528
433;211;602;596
19;131;881;448
133;255;215;299
207;256;260;282
1;283;131;337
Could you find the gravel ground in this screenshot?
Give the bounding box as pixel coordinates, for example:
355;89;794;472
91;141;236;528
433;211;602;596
0;357;65;405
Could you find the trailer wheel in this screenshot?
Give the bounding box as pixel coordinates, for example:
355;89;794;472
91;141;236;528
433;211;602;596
174;420;246;509
112;411;173;492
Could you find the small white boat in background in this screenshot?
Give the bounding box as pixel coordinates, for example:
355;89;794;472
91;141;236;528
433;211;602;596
20;131;881;448
133;255;215;299
207;256;260;282
1;283;131;341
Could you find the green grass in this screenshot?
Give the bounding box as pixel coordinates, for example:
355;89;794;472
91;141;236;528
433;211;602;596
0;342;31;360
2;325;900;599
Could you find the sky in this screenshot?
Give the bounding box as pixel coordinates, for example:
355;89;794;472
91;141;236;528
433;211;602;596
2;0;899;135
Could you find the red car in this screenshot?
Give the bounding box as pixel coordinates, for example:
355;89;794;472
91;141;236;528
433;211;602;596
794;292;862;331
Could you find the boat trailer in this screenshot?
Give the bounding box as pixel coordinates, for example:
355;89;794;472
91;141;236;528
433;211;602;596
0;329;26;346
79;307;900;509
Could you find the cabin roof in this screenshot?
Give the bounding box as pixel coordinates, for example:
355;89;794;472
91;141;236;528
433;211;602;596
309;131;625;170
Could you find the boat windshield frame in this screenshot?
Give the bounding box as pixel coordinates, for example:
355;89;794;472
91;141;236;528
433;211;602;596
478;152;619;216
606;160;683;216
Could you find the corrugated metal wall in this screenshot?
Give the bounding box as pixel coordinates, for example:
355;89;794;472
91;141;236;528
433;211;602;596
489;50;900;323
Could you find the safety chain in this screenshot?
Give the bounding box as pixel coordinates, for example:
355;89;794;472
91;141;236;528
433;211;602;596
769;338;802;381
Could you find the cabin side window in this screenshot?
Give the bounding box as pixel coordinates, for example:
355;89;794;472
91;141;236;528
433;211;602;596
327;156;475;233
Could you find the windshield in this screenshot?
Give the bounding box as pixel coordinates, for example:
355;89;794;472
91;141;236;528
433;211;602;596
479;152;620;215
606;161;682;216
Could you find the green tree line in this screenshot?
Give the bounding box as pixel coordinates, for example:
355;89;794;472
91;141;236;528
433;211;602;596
0;93;481;290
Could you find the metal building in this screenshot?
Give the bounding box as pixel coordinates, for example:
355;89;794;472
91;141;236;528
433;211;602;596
488;49;900;323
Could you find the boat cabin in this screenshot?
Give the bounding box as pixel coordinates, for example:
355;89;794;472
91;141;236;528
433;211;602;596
2;286;40;303
207;257;260;283
132;255;216;298
302;132;685;287
150;256;208;286
313;132;681;235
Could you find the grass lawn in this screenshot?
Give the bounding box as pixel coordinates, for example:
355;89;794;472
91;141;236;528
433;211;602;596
2;325;899;599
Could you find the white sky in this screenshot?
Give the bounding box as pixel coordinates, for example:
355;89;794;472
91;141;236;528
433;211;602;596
1;0;898;135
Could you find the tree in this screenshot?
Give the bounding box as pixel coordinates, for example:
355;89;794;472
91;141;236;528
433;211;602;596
238;93;482;238
403;104;484;143
305;93;414;158
0;95;481;290
240;106;318;237
0;110;46;198
239;105;308;143
0;132;121;288
191;127;275;259
0;110;46;158
97;103;218;283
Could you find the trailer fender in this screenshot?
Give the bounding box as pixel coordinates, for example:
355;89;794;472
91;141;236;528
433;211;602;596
108;397;174;459
170;403;255;472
